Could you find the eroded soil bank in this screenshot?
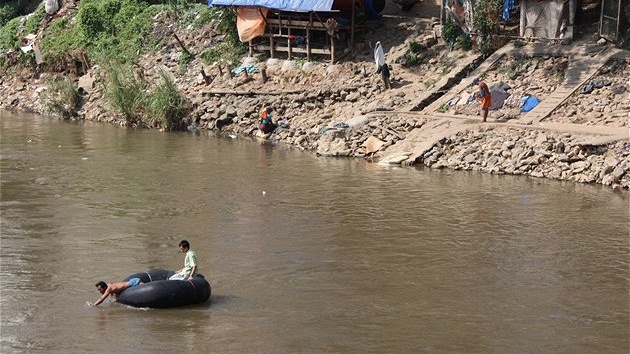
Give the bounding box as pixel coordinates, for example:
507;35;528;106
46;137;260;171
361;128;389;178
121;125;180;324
1;3;628;190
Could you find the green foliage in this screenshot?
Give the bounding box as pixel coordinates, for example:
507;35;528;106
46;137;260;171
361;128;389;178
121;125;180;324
165;0;195;24
1;0;229;70
472;0;502;56
0;5;17;27
104;64;189;130
0;0;41;27
408;41;423;54
0;14;38;68
39;16;81;60
73;0;153;63
45;76;82;119
0;16;21;52
197;7;245;64
158;0;215;29
457;33;472;51
403;51;419;66
0;5;44;52
193;4;215;28
438;102;449;113
146;69;190;130
104;64;148;124
442;19;460;46
200;41;246;66
178;49;192;74
212;7;240;46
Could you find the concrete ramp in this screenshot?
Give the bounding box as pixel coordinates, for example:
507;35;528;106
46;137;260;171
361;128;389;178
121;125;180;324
378;117;470;165
518;47;623;125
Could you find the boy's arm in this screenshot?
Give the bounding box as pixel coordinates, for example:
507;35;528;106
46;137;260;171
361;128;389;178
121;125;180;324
93;289;111;307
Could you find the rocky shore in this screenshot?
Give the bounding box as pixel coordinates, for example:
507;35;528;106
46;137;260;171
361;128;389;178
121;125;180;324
1;5;628;190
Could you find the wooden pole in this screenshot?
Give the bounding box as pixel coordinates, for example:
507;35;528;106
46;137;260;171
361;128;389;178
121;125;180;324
307;13;312;61
288;27;293;59
172;32;192;57
200;69;211;85
261;67;268;83
307;27;311;61
270;36;275;58
351;1;355;50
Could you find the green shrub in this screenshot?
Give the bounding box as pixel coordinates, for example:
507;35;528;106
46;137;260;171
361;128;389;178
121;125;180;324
104;64;148;124
179;49;192;73
146;69;189;130
442;19;460;46
69;0;154;64
104;64;189;130
408;41;423;54
0;0;42;27
0;16;21;52
212;7;238;44
0;4;17;27
45;76;82;119
198;7;245;64
193;4;215;28
200;41;246;66
457;33;472;51
23;5;45;34
472;0;502;56
39;17;82;64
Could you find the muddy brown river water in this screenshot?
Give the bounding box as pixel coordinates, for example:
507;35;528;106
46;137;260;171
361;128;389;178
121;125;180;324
1;111;628;353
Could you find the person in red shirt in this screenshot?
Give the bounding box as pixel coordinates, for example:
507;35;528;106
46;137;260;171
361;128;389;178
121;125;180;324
259;106;277;134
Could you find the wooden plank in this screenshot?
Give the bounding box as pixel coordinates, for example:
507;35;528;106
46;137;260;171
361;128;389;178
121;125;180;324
265;18;352;30
203;89;305;96
251;45;331;55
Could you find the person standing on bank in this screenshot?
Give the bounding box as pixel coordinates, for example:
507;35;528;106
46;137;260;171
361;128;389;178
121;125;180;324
373;41;391;90
377;63;391;90
169;240;198;280
473;77;491;122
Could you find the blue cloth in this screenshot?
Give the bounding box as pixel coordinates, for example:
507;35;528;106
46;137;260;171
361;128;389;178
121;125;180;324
127;278;141;287
521;96;540;112
231;64;258;75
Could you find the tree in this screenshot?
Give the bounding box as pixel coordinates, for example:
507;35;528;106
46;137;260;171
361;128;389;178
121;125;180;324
472;0;502;56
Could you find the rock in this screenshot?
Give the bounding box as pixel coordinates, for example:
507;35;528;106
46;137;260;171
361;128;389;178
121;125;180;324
378;154;409;165
612;167;625;179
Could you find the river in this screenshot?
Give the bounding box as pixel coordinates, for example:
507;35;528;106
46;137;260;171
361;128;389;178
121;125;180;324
1;111;628;354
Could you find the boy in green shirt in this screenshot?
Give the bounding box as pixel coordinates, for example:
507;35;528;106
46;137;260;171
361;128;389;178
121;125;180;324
169;240;198;280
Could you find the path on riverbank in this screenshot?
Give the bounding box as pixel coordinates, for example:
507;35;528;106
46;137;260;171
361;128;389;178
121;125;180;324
378;40;630;166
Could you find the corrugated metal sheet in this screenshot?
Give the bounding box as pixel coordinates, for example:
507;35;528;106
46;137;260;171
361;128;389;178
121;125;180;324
208;0;335;12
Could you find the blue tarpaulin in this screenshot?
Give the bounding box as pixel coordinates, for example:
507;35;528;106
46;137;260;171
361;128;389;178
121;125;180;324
208;0;335;12
502;0;516;21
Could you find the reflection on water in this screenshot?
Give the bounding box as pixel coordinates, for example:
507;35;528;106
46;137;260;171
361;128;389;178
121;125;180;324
1;111;628;354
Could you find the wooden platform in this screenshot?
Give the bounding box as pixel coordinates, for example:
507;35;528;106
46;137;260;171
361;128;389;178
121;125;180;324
248;10;362;62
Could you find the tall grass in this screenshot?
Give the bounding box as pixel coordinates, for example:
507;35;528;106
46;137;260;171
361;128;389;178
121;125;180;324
146;69;190;130
104;64;148;124
45;76;82;119
105;64;189;130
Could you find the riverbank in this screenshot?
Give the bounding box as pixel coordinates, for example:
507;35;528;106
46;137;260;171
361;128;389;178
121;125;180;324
1;3;628;190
